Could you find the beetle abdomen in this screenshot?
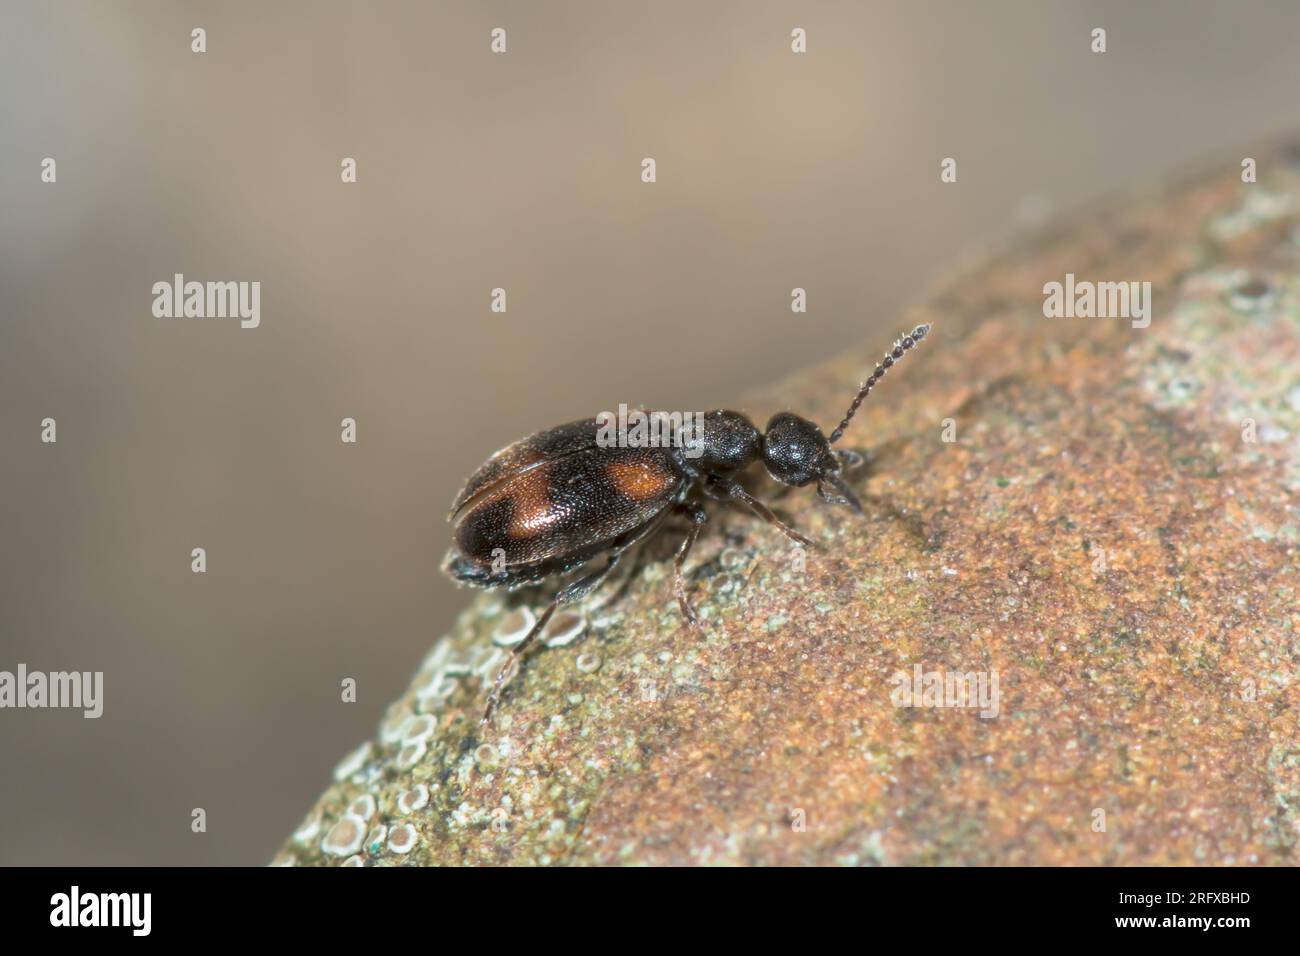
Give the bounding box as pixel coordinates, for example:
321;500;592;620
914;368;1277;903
446;444;685;587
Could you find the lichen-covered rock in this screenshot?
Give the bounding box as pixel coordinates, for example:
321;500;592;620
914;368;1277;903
277;142;1299;866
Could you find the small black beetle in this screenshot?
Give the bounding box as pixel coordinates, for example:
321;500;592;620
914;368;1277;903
444;323;931;723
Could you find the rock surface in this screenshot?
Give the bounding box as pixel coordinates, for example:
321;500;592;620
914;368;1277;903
277;143;1299;866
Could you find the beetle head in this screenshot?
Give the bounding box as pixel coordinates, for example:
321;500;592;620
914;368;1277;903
762;412;863;513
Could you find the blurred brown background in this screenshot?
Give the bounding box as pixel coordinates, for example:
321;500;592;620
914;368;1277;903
1;1;1298;865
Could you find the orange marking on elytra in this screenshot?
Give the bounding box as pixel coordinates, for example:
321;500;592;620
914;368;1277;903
506;474;560;539
606;460;672;502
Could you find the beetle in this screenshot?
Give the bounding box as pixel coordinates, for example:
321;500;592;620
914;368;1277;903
443;323;931;724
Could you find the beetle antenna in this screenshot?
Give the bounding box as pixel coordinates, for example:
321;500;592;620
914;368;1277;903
827;323;931;445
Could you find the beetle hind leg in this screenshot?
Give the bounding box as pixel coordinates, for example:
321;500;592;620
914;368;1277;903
481;551;624;728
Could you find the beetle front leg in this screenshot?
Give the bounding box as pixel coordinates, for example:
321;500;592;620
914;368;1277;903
704;477;816;549
671;504;708;629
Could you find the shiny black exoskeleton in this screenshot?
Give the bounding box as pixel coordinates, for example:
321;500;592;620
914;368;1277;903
444;323;932;723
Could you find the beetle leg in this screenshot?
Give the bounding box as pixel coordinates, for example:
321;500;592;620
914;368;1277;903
482;551;623;728
585;524;657;611
672;504;708;629
706;477;816;549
